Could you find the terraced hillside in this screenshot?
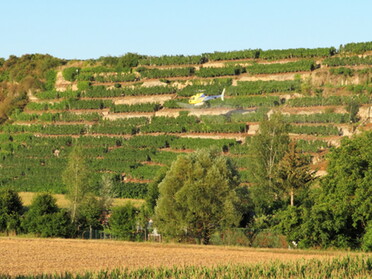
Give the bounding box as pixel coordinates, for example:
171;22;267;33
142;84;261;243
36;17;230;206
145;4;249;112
0;42;371;199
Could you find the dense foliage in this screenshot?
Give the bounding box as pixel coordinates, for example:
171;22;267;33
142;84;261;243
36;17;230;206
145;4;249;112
0;42;371;249
155;148;241;244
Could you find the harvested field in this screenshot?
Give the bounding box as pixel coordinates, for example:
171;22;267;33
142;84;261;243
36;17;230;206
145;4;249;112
0;238;362;276
18;192;144;208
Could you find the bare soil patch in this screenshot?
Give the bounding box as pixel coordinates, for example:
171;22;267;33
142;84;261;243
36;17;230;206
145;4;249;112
0;238;356;276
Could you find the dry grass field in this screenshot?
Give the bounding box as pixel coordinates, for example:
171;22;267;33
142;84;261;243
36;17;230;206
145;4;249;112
18;192;144;208
0;237;364;276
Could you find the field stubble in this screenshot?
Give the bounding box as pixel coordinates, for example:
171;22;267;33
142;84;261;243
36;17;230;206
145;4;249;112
0;238;366;276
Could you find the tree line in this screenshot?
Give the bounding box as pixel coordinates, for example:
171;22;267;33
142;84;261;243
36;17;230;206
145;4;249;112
1;114;370;250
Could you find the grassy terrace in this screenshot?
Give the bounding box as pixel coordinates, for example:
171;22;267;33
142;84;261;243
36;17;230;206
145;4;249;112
0;43;370;197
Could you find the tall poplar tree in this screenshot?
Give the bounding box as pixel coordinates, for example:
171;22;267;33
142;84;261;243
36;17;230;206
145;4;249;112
62;144;90;224
248;113;290;215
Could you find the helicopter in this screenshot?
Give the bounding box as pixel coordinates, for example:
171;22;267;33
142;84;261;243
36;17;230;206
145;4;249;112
188;88;225;106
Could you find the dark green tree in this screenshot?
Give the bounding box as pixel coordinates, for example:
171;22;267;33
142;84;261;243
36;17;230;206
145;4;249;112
116;53;142;71
78;194;104;238
22;193;72;237
0;188;23;235
108;202;137;240
155;148;241;244
362;221;372;251
62;67;80;82
248;113;290;215
291;131;372;249
274;141;315;206
145;167;167;214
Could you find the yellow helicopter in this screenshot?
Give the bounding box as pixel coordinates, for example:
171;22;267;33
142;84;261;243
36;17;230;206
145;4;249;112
188;88;225;106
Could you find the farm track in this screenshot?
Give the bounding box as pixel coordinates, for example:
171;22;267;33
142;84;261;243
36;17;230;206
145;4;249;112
0;238;361;276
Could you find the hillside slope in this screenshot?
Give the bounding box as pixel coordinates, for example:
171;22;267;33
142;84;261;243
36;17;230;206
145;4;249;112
0;42;371;198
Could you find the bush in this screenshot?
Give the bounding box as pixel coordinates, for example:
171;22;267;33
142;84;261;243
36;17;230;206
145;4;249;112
251;231;288;248
44;70;57;90
77;81;91;91
22;193;72;237
0;188;23;234
210;229;251;246
107;202;137;240
62;67;80;82
362;221;372;251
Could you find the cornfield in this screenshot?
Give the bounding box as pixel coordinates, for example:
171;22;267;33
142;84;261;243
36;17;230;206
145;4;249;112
1;256;371;279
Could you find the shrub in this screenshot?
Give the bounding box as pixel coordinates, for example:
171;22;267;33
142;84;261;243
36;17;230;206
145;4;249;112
22;193;72;237
107;202;137;240
62;67;80;82
77;81;92;91
44;70;57;90
0;188;23;235
251;231;288;248
362;221;372;251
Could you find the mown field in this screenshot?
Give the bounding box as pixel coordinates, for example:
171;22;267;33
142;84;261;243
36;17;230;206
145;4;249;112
18;192;144;208
0;238;370;278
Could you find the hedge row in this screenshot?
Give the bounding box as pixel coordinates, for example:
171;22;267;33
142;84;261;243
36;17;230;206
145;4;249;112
289;125;341;136
138;55;206;66
287;95;371;107
82;85;176;97
339;41;372;53
93;73;138;83
195;66;245;77
230;80;301;95
323;56;372;67
137;67;195;79
112;103;161;113
11;112;102;122
26;100;113;111
246;60;317;75
259;47;336;60
283;113;350;124
136;46;337;66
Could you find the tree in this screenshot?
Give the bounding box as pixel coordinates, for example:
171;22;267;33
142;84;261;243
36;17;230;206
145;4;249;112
295;131;372;249
62;67;80;82
108;202;138;240
79;194;104;238
116;53;142;70
0;188;23;235
62;144;90;224
99;174;116;210
248;113;290;215
154;148;241;244
274;141;315;206
362;221;372;251
22;193;72;237
145;167;167;215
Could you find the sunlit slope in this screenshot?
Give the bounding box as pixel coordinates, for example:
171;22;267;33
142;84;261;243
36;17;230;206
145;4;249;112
0;42;371;197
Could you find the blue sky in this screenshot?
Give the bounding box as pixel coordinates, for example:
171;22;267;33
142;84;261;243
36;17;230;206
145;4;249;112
1;0;371;60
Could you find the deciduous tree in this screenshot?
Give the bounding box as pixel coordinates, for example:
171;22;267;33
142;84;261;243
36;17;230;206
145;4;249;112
274;141;315;206
155;148;241;244
108;202;137;240
248;113;290;215
283;132;372;249
62;144;90;224
22;193;72;237
0;188;23;235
